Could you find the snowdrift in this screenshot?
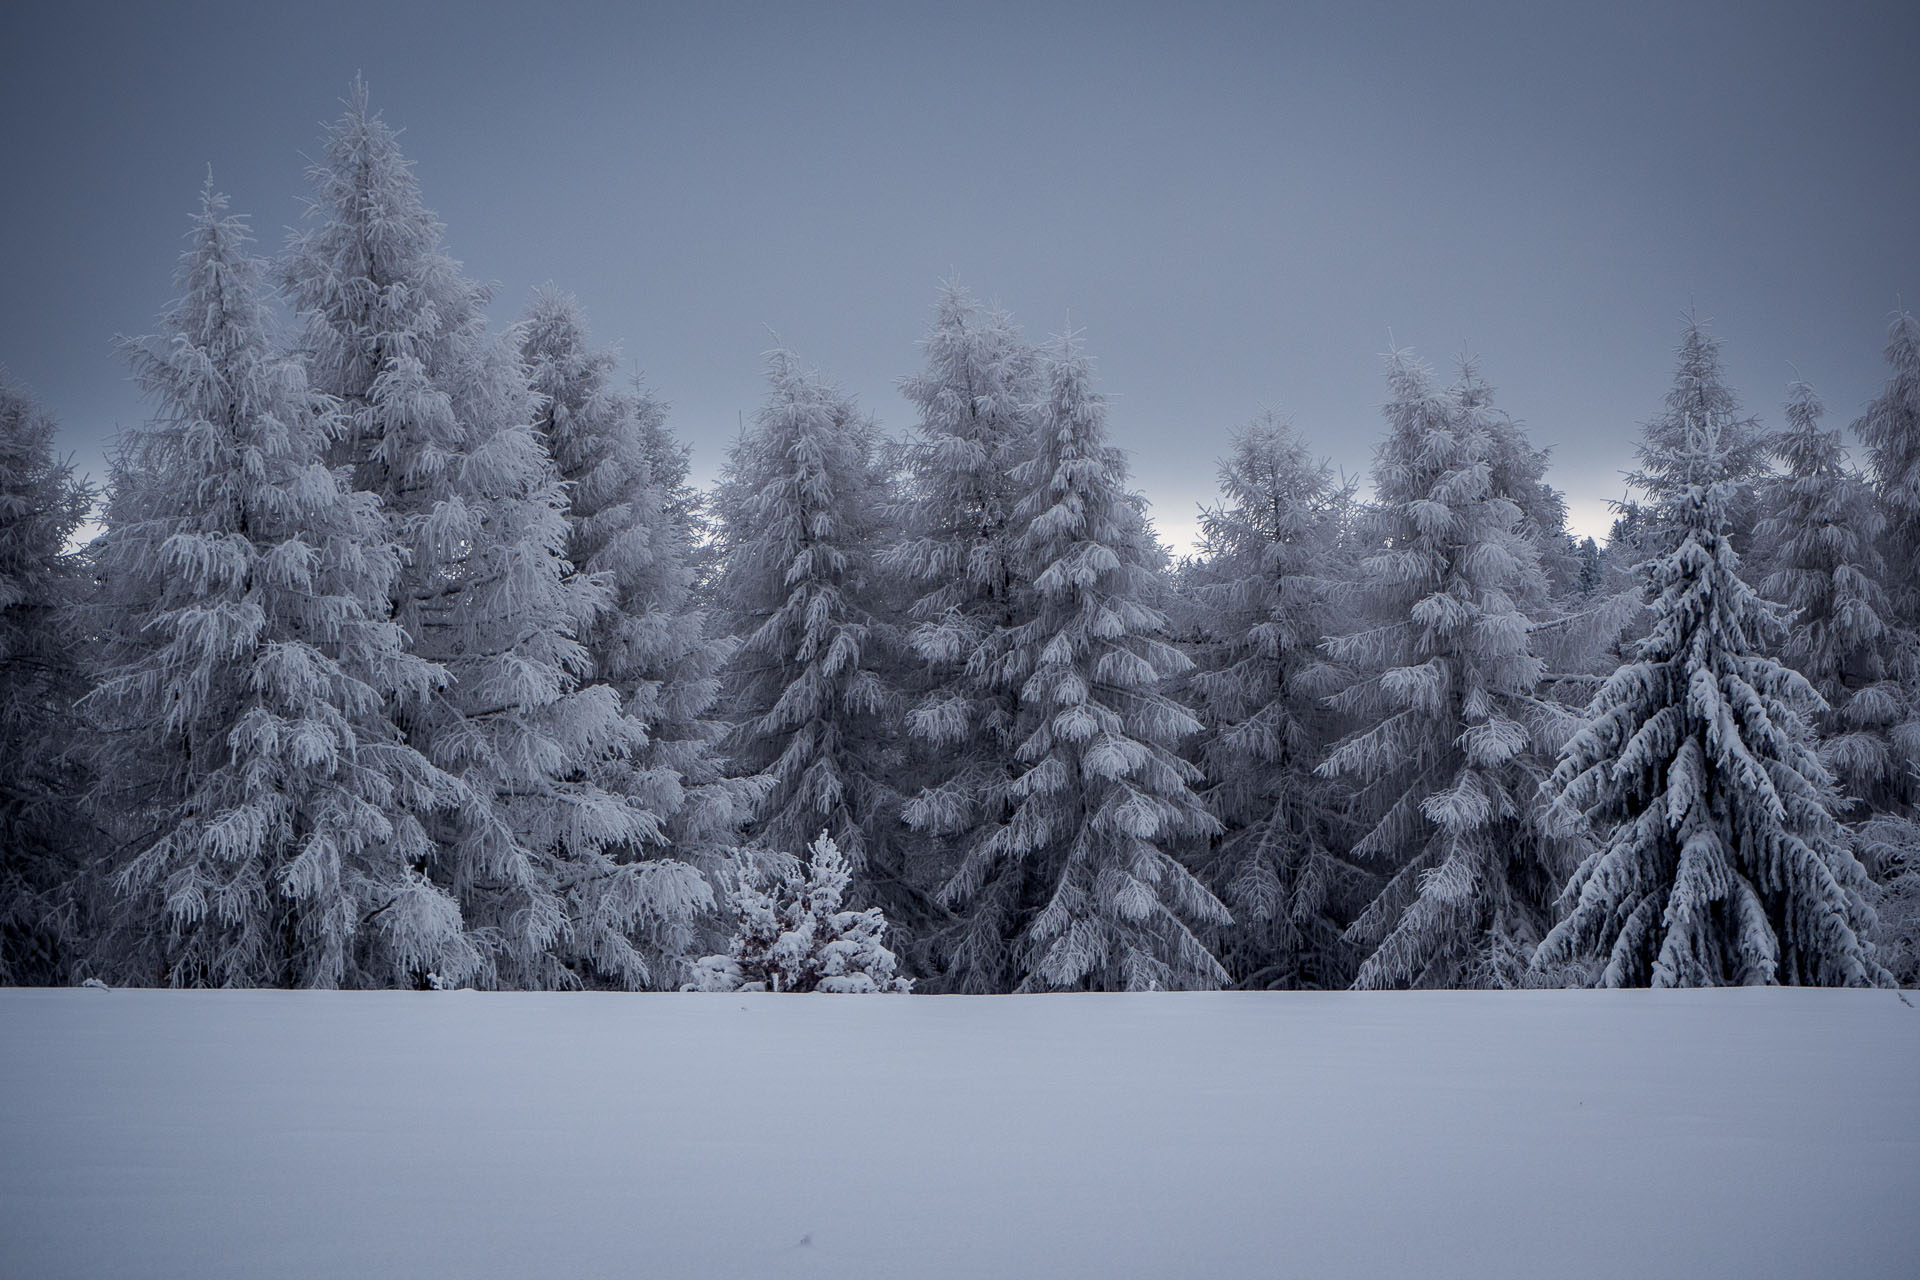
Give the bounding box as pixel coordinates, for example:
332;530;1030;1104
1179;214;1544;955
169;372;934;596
2;988;1916;1279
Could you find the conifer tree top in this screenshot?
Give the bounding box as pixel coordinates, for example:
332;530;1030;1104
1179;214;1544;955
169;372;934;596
1631;316;1769;508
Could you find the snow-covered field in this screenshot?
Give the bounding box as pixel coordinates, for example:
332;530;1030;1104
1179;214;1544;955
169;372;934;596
3;989;1916;1279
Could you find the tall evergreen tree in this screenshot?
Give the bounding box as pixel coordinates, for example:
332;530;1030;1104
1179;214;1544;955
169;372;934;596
713;349;910;920
1849;308;1920;981
1756;380;1919;818
938;332;1227;992
0;373;93;984
886;282;1040;972
520;288;749;982
1183;414;1359;989
1319;352;1573;989
1534;353;1885;987
89;186;473;988
285;84;654;988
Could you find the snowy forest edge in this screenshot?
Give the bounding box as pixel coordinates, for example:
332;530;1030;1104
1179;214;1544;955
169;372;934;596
3;83;1918;995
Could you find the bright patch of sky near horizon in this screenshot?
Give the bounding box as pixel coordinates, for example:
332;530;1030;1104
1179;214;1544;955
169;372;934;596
4;0;1917;552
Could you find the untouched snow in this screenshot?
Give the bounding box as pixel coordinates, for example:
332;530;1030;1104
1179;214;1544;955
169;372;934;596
2;989;1916;1279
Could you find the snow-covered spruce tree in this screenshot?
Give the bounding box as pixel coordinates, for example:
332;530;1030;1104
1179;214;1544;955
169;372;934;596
0;373;94;985
1182;414;1360;989
885;282;1040;974
285;84;655;989
713;349;912;922
1533;397;1886;986
687;832;911;993
1757;380;1920;818
1572;537;1602;598
1849;309;1920;979
1318;351;1575;989
938;331;1227;992
521;288;757;982
87;186;475;988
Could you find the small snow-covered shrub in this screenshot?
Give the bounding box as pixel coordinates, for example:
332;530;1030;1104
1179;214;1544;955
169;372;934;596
688;835;911;993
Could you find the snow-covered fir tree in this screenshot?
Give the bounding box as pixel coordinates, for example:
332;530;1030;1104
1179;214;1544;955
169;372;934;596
1849;309;1920;981
886;282;1040;975
1182;414;1360;989
713;349;911;922
1756;380;1919;817
521;288;754;983
0;373;94;985
938;331;1227;992
88;186;475;988
1534;367;1886;987
1319;351;1575;989
688;833;911;994
285;84;658;988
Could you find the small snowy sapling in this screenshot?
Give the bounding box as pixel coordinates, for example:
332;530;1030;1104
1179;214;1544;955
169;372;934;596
689;834;912;993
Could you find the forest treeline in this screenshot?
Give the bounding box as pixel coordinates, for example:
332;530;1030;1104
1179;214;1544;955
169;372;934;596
3;85;1916;992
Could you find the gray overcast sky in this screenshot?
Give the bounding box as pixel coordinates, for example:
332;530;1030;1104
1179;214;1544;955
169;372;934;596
4;0;1917;548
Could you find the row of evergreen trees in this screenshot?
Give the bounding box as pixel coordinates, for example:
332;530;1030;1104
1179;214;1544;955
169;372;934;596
2;86;1915;991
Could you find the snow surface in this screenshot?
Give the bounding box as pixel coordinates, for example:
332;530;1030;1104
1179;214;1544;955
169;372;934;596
2;989;1916;1279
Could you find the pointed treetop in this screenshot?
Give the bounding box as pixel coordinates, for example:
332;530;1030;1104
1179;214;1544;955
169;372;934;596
1631;314;1769;520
